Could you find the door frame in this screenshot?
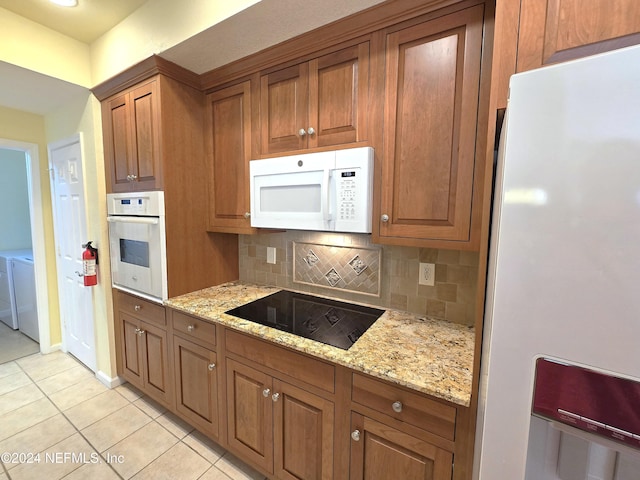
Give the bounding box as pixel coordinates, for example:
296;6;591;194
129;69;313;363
0;138;51;353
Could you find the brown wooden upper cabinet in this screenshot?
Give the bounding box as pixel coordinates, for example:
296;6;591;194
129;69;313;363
102;78;162;192
260;42;369;155
206;80;255;234
516;0;640;72
376;5;484;246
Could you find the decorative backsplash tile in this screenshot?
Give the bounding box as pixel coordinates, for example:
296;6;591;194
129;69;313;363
293;242;381;296
238;231;479;326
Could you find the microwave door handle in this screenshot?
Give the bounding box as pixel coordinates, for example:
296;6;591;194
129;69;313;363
107;216;159;225
322;168;332;224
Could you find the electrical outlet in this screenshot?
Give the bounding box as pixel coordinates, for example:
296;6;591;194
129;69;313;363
419;262;435;286
267;247;276;264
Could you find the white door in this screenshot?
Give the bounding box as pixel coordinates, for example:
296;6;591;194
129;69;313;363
49;135;96;371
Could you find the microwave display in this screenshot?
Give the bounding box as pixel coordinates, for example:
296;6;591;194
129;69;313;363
119;239;150;268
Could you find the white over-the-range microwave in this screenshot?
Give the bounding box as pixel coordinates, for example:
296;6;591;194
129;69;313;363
250;146;374;233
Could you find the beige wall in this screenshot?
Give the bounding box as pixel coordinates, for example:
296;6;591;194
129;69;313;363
90;0;261;84
45;94;116;378
0;7;91;87
0;106;61;344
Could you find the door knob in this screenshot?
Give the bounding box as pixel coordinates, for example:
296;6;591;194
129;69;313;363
244;212;251;219
272;392;280;402
307;127;316;135
298;128;307;137
392;401;403;413
351;430;361;441
381;214;389;222
208;363;216;371
262;388;271;397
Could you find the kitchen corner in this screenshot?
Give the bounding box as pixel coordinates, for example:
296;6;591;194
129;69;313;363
165;281;475;407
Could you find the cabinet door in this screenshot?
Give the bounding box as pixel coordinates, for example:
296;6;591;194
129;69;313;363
226;358;274;473
104;93;133;192
140;320;172;407
119;314;144;390
173;336;219;437
309;42;369;149
273;379;334;480
379;6;483;243
260;63;309;154
517;0;640;72
349;413;453;480
129;81;162;191
206;81;254;233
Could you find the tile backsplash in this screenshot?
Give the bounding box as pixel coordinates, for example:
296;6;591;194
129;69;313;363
238;232;479;326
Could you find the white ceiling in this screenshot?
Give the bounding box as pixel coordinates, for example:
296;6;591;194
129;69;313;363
0;0;386;115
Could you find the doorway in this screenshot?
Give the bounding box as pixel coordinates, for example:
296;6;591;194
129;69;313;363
0;139;52;361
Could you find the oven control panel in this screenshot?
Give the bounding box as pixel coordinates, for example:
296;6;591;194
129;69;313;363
107;191;165;217
532;358;640;450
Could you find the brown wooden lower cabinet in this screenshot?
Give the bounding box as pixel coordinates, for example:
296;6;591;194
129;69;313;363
119;313;172;408
226;358;335;479
349;413;453;480
173;335;219;438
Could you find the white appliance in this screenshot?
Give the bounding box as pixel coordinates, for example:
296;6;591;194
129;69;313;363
12;257;39;342
250;146;374;233
476;45;640;479
0;249;33;330
107;191;167;303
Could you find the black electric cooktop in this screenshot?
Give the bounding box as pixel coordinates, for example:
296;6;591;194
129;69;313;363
225;290;384;350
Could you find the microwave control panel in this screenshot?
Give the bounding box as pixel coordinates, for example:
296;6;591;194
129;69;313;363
337;170;358;221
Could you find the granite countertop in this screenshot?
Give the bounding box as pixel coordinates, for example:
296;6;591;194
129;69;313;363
165;281;475;407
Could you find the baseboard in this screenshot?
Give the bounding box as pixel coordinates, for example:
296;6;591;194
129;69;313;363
41;343;62;354
96;370;125;389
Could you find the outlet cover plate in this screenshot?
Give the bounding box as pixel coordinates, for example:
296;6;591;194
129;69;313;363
419;263;435;286
267;247;276;264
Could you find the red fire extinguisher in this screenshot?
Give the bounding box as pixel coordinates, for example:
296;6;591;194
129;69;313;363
82;241;98;287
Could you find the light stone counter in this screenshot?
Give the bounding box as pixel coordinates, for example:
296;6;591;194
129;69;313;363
165;281;475;407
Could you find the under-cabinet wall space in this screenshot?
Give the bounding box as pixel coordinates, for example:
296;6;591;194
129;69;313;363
239;232;478;326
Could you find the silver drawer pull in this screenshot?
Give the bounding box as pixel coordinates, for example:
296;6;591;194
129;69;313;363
187;324;195;332
392;401;403;413
262;388;271;397
272;392;280;402
134;305;141;312
208;363;216;371
351;430;361;441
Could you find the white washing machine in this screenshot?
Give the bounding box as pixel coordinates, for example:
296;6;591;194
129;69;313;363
0;249;33;330
12;256;39;342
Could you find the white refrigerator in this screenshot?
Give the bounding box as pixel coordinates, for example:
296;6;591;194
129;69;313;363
476;45;640;479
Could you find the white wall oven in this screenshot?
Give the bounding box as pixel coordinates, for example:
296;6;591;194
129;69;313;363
107;191;167;303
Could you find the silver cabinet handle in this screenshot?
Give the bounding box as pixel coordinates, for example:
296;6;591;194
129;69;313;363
392;401;403;413
351;430;361;441
272;392;280;402
298;128;307;137
134;328;140;334
262;388;271;397
187;324;195;332
134;305;141;311
244;212;251;219
135;329;145;336
381;214;389;222
307;127;315;135
208;363;216;371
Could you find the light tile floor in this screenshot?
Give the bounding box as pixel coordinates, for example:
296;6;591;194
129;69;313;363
0;351;267;480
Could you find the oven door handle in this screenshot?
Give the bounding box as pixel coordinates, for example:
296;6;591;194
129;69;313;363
107;216;159;225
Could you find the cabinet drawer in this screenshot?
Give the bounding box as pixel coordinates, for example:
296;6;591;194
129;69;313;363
172;310;216;347
225;330;335;393
117;291;166;327
351;373;456;441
